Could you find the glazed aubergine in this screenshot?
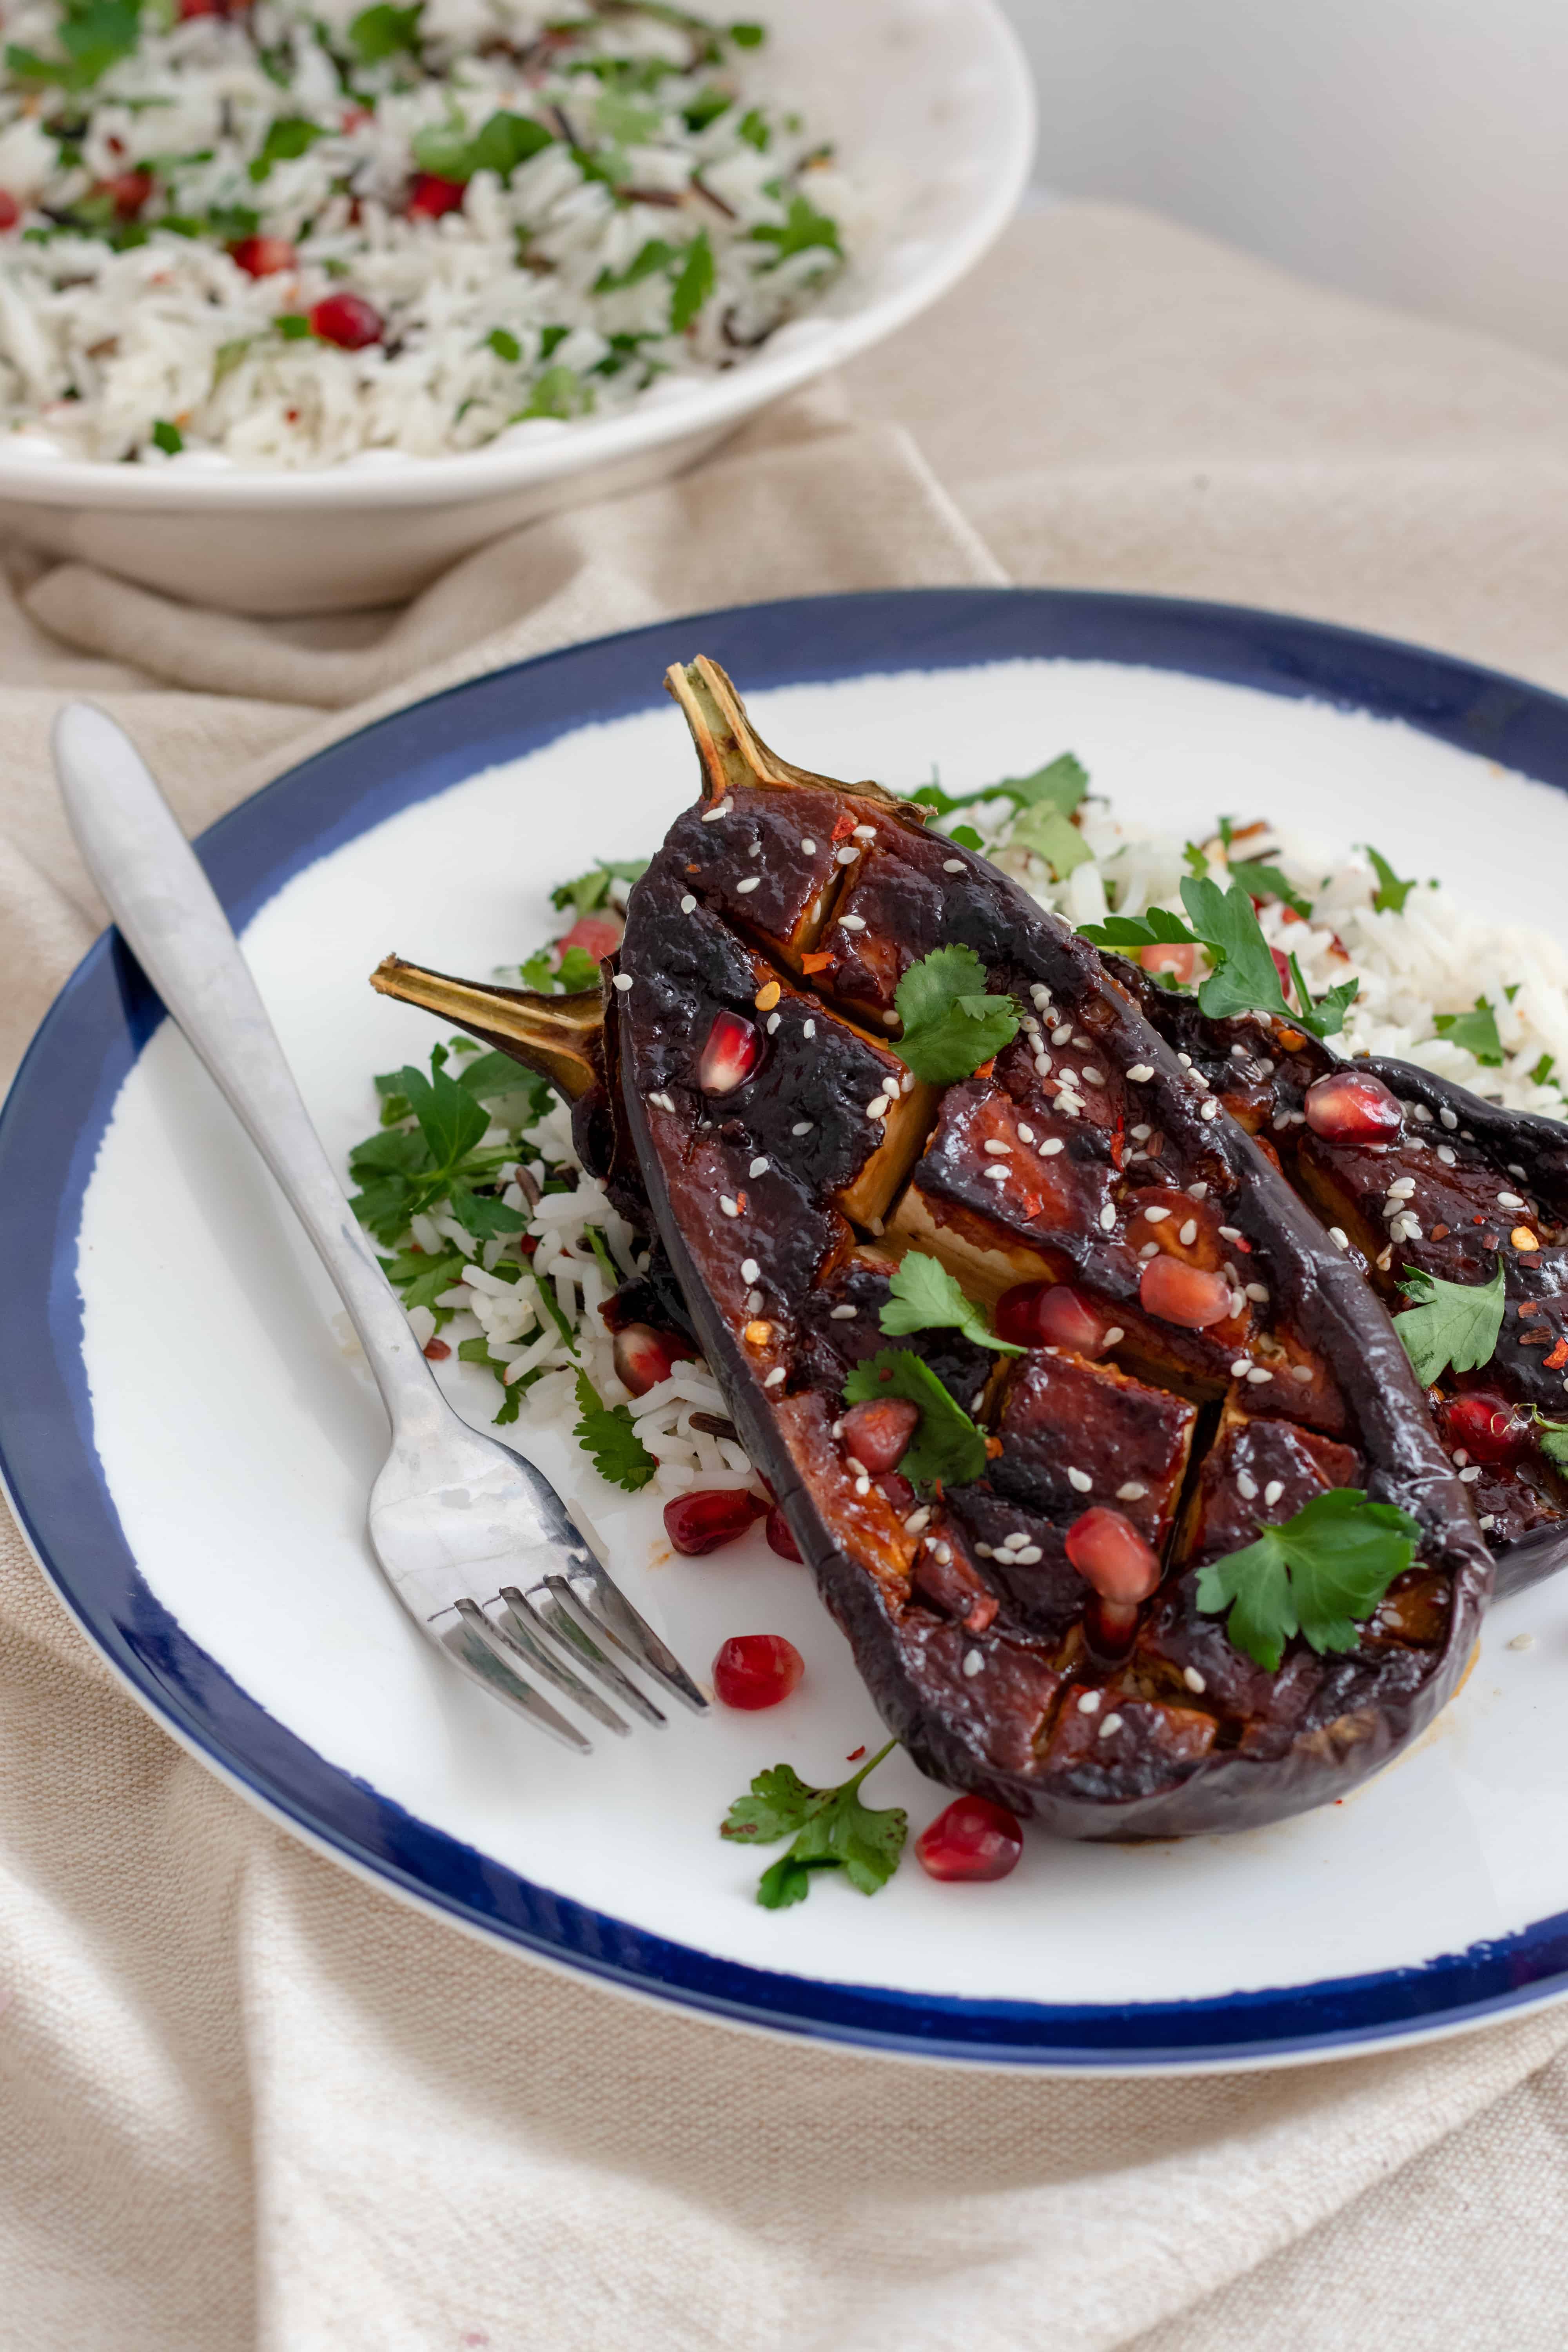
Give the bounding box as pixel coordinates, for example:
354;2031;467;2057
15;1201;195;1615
372;659;1497;1840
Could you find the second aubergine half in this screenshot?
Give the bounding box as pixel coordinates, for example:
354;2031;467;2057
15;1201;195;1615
373;659;1507;1840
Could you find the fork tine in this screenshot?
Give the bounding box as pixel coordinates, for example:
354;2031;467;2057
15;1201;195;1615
455;1597;630;1738
549;1551;709;1713
504;1584;666;1727
437;1615;592;1752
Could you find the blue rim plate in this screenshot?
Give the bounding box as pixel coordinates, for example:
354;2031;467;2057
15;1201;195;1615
7;586;1568;2070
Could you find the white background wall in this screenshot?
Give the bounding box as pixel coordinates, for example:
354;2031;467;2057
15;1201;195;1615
998;0;1568;361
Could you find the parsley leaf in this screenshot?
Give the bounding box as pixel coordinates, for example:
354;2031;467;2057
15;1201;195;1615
1080;877;1358;1040
722;1738;906;1907
892;944;1019;1084
1010;801;1092;879
842;1350;988;1488
593;236;678;292
1534;1412;1568;1468
911;751;1087;824
398;1057;489;1169
1195;1488;1421;1671
1434;997;1504;1066
411;108;552;185
347;2;421;60
1394;1256;1506;1387
1363;843;1417;913
7;0;142;90
750;193;841;267
549;859;645;916
249;117;325;184
879;1251;1022;1355
572;1370;657;1491
670;228;715;331
151;419;182;455
1226;858;1313;919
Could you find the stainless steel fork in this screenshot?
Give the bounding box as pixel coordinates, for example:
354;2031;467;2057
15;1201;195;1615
54;703;706;1752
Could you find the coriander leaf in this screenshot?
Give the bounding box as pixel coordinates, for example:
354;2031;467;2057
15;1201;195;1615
911;751;1087;823
1363;843;1416;914
348;1125;429;1179
396;1059;490;1170
454;1048;539;1101
572;1370;657;1491
1394;1256;1506;1387
1086;877;1358;1040
1534;1412;1568;1468
1079;905;1197;953
385;1248;468;1312
349;1177;418;1245
750;193;841;267
842;1350;987;1488
517;363;588;421
347;2;421;61
730;19;766;44
555;944;602;993
413;108;552;183
151;419;182;455
593;236;678;292
893;944;1018;1085
526;1269;579;1354
1227;858;1313;919
670;227;714;331
722;1738;906;1907
1530;1053;1557;1089
1011;802;1091;879
445;1185;528;1240
248;116;324;183
1195;1488;1421;1670
948;824;983;851
548;858;644;916
486;327;521;363
879;1251;1022;1355
1434;998;1503;1066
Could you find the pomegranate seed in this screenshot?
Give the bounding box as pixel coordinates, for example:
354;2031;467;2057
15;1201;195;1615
712;1633;804;1710
309;292;383;349
765;1507;801;1561
840;1397;919;1473
558;913;622;962
1065;1507;1163;1604
1139;1255;1232;1329
875;1469;915;1513
99;172;153;220
916;1794;1024;1882
612;1322;693;1397
0;192;18;231
407;172;467;218
1440;1390;1532;1466
230;234;295;278
178;0;223;14
422;1336;450;1360
1140;941;1194;982
697;1008;760;1094
663;1488;766;1556
1303;1069;1403;1144
995;1281;1107;1354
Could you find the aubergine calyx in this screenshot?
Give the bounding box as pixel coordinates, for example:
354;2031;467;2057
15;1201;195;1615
368;953;604;1102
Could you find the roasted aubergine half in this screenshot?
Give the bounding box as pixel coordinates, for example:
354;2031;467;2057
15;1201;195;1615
372;660;1495;1840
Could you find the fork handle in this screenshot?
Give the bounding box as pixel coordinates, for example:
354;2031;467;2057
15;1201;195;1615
54;703;441;1433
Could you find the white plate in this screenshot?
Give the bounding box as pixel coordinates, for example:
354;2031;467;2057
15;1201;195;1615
7;589;1568;2068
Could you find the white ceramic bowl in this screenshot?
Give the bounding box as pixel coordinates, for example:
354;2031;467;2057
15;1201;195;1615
0;0;1033;615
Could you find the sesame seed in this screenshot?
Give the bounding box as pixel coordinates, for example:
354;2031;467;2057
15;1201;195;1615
741;1257;760;1282
1377;1246;1392;1270
720;1196;740;1217
1130;1123;1151;1142
1034;1054;1053;1076
1183;1666;1206;1693
1144;1206;1171;1223
983;1165;1010;1183
1246;1367;1273;1385
984;1138;1011;1156
943;857;964;873
1178;1053;1192;1068
1200;1099;1219;1121
1189;1183;1208;1199
1230;1358;1252;1377
1067;1467;1092;1492
904;1507;931;1533
1236;1470;1258;1499
1079;1068;1104;1087
1508;1632;1535;1651
853;825;877;840
854;1475;871;1495
1292;1365;1314;1383
1103;1325;1125;1344
1042;1139;1065;1156
1116;1479;1146;1500
1437;1145;1456;1165
836;846;860;866
1098;1713;1123;1740
1218;1225;1241;1241
1509;1163;1526;1177
1003;1532;1027;1553
975;1541;994;1557
1478;1514;1496;1530
1263;1480;1284;1506
1229;1044;1248;1059
1440;1106;1458;1129
1018;1124;1035;1143
700;799;733;823
746;1289;763;1312
963;1648;984;1679
613;973;633;992
750;1157;769;1177
1099;1203;1117;1231
1328;1227;1349;1250
866;1096;889;1119
839;914;866;932
1387;1178;1416;1198
764;1366;787;1388
766;1012;781;1035
1139;1242;1160;1259
1078;1690;1102;1713
1053;1025;1073;1045
648;1091;675;1112
1016;1544;1042;1564
791;1120;813;1136
902;1072;916;1093
1458;1465;1482;1483
680;893;697;913
803;1020;816;1039
829;1304;857;1320
736;875;761;895
1180;1220;1199;1245
1127;1063;1155;1083
1498;1191;1525;1209
884;1011;900;1027
1245;1281;1269;1301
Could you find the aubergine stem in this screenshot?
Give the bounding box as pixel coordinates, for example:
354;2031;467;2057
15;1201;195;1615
665;655;907;815
368;954;603;1101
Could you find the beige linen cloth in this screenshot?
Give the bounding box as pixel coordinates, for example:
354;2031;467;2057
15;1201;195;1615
6;203;1568;2350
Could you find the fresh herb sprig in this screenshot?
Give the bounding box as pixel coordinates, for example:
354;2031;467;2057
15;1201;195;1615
1080;876;1359;1039
1433;997;1504;1067
1195;1488;1421;1671
348;1044;530;1247
1394;1257;1506;1387
892;944;1019;1084
879;1252;1022;1356
548;859;646;917
842;1350;988;1487
1363;844;1417;913
910;751;1087;826
572;1370;657;1492
722;1739;907;1906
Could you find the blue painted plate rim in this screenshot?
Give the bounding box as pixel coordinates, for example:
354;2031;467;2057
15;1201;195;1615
7;584;1568;2069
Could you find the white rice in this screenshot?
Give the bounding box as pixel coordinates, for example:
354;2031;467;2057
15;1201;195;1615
0;0;862;467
